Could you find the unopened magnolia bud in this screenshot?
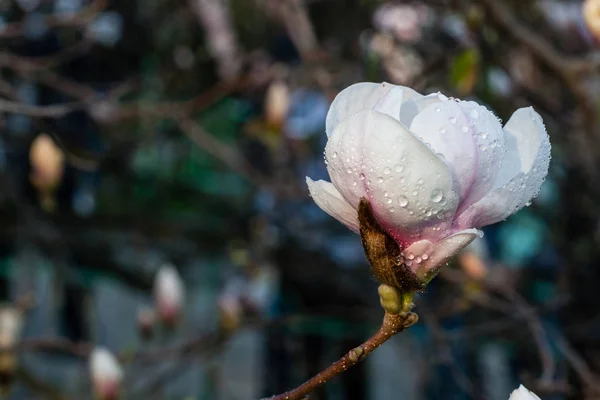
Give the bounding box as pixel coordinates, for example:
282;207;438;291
154;264;185;326
29;134;65;193
89;348;123;400
136;308;155;340
265;80;290;129
584;0;600;40
0;308;24;350
218;294;242;332
0;307;22;395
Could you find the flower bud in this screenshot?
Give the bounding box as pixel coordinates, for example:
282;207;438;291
584;0;600;40
265;80;291;130
218;293;242;332
0;307;24;394
136;308;155;340
29;134;65;194
89;348;123;400
154;264;185;326
509;385;540;400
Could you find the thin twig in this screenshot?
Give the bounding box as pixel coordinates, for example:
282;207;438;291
266;311;418;400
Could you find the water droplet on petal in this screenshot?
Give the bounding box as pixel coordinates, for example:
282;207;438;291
440;128;446;134
333;152;338;158
395;164;404;172
431;189;443;203
377;176;384;184
346;168;353;174
470;109;479;119
398;196;409;207
422;253;429;260
408;253;415;260
461;126;469;133
360;173;365;180
383;167;392;175
449;117;457;124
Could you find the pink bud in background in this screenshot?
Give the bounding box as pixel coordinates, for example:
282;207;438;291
154;264;185;325
89;348;123;400
307;82;550;282
509;385;541;400
136;308;155;340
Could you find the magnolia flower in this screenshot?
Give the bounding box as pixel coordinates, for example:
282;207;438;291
154;264;185;325
307;82;550;286
89;348;123;400
509;384;541;400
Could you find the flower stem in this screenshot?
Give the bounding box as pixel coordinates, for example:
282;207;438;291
265;309;418;400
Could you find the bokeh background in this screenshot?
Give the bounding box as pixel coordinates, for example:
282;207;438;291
0;0;598;399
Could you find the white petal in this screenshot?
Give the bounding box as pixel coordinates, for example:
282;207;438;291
326;82;390;137
306;178;359;232
509;385;541;400
496;107;551;186
410;99;506;212
327;110;458;245
399;92;444;127
325;82;423;136
456;107;550;228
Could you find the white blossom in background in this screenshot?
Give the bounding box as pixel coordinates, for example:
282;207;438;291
307;82;550;278
373;3;430;42
509;385;541;400
89;347;123;400
154;264;185;325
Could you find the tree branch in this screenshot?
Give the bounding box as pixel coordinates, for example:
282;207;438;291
266;308;418;400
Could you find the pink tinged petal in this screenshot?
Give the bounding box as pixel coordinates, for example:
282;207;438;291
306;178;360;233
457;107;551;228
401;239;434;274
399;228;480;274
345;110;459;245
410;99;506;212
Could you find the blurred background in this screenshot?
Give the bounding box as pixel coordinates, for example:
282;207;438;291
0;0;598;399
